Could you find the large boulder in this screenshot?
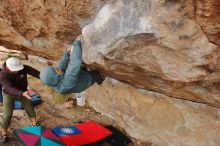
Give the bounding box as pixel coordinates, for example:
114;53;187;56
86;79;220;146
82;0;220;107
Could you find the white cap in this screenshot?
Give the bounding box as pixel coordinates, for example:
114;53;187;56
6;57;24;72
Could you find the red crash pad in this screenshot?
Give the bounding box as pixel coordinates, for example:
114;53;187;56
59;121;112;146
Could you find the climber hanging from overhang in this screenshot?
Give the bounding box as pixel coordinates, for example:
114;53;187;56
40;34;105;94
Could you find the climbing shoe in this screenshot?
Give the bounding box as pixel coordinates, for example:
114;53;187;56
97;73;106;85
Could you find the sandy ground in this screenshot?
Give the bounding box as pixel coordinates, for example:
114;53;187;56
0;77;152;146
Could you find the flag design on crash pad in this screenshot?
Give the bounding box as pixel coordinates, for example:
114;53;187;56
52;126;81;137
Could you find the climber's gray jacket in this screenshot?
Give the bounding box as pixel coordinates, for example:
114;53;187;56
40;41;95;94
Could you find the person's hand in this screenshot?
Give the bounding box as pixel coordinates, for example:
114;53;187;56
22;91;32;100
65;47;72;53
76;34;82;41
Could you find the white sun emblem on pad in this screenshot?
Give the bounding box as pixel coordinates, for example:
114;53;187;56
61;127;75;134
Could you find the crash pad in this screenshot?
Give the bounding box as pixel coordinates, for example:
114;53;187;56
54;122;112;146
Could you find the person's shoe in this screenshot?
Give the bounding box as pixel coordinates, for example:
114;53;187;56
81;66;87;71
0;134;8;144
97;73;106;85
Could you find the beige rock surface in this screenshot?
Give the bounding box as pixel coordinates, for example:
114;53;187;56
86;79;220;146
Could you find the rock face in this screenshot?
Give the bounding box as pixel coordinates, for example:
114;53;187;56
0;46;27;61
195;0;220;46
86;80;220;146
0;0;106;59
0;0;220;145
82;0;220;107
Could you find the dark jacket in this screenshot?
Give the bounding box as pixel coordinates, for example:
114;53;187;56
0;63;40;97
